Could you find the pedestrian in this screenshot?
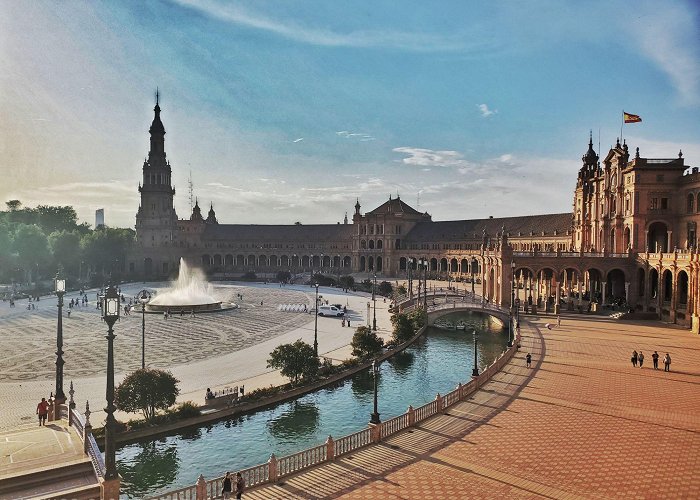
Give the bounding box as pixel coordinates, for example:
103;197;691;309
235;472;245;499
221;472;232;499
556;315;561;327
526;353;532;368
652;351;659;370
663;353;671;372
631;350;638;367
36;397;49;426
638;351;644;368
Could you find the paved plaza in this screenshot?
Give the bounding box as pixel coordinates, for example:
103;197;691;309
0;281;394;431
244;315;700;499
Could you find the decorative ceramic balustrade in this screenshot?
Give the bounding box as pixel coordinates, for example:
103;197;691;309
335;428;372;457
278;443;327;477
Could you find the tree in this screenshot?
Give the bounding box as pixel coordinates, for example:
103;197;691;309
5;200;21;211
276;270;292;283
379;281;393;296
407;308;427;331
115;369;180;421
339;275;355;290
12;224;50;277
351;326;384;359
391;312;416;344
49;230;81;275
80;227;135;280
36;205;79;234
267;339;319;384
396;284;407;296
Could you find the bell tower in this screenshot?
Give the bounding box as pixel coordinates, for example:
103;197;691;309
135;90;178;252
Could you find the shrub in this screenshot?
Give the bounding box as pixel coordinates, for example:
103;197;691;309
351;326;384;359
391;312;416;344
267;340;320;384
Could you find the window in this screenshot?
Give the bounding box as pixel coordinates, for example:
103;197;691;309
688;193;695;213
650;198;658;210
661;198;668;210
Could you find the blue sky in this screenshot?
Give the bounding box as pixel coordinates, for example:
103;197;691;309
1;0;699;228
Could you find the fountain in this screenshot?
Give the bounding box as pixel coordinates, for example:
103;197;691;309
144;259;232;313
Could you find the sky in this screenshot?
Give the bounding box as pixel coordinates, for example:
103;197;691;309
1;0;699;229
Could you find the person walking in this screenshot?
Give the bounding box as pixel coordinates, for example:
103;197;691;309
556;315;561;327
235;472;245;499
631;350;638;367
221;472;233;499
638;351;645;368
526;353;532;368
652;351;659;370
663;353;671;372
36;397;49;426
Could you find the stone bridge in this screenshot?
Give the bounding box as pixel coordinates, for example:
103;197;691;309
426;300;510;326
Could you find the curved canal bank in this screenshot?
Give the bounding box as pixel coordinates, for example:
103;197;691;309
117;311;508;498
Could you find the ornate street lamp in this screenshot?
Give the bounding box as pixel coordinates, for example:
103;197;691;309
370;359;381;424
472;329;480;377
101;285;120;482
372;273;377;331
313;283;319;357
137;289;152;369
419;258;428;311
508;261;515;348
54;273;66;402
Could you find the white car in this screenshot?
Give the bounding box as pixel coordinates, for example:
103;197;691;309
318;305;344;317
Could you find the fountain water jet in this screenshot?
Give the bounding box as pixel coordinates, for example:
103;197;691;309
144;259;230;313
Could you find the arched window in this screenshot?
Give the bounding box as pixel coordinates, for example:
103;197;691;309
688;193;695;213
377;240;383;249
360;239;367;249
369;240;375;249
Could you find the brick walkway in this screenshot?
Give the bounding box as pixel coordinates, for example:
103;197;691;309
246;315;700;499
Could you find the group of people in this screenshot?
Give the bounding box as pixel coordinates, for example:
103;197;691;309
221;471;245;499
631;350;671;371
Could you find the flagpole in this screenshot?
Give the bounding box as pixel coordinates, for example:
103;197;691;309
620;110;624;144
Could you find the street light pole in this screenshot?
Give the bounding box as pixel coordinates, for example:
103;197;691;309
54;273;66;402
370;359;381;424
372;273;377;331
422;260;428;311
138;289;152;369
508;261;515;348
101;285;121;484
314;283;319;357
472;329;480;377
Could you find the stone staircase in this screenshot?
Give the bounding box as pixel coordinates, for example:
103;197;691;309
0;457;100;500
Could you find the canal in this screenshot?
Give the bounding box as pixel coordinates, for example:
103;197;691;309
116;311;508;498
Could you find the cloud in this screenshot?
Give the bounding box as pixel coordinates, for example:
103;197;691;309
292;138;304;143
392;147;473;169
336;131;375;142
174;0;491;53
624;2;700;105
477;103;497;117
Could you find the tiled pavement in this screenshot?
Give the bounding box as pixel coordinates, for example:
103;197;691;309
247;315;700;499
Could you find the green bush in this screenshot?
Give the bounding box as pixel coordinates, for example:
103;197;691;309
351;326;384;359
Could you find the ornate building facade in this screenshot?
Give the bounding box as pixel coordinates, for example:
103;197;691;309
127;103;700;333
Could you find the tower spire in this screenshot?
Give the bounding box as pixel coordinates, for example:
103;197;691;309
155;87;159;106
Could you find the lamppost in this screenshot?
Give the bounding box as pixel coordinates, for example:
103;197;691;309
472;329;480;377
101;285;121;485
407;258;413;300
471;259;476;297
419;258;428;310
370;359;381;424
313;283;319;357
54;273;66;402
508;261;515;347
372;273;377;331
137;289;152;369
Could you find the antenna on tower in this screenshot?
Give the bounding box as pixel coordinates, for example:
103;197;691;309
188;168;194;212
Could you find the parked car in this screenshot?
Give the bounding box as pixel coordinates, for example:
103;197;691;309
318;305;344;317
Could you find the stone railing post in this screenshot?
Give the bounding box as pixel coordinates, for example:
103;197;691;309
326;435;335;461
100;477;121;500
83;401;92;454
435;393;443;413
195;474;207;500
369;422;382;443
457;382;463;400
268;453;278;482
48;398;55;422
407;405;415;426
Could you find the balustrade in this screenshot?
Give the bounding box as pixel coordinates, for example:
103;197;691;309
381;413;409;438
335;428;371;457
278;444;327;477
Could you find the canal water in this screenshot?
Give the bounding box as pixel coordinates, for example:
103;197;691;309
117;311;507;498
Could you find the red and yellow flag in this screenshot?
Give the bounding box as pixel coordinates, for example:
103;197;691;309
623;111;642;123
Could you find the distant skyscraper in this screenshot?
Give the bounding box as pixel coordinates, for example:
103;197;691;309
96;208;105;228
